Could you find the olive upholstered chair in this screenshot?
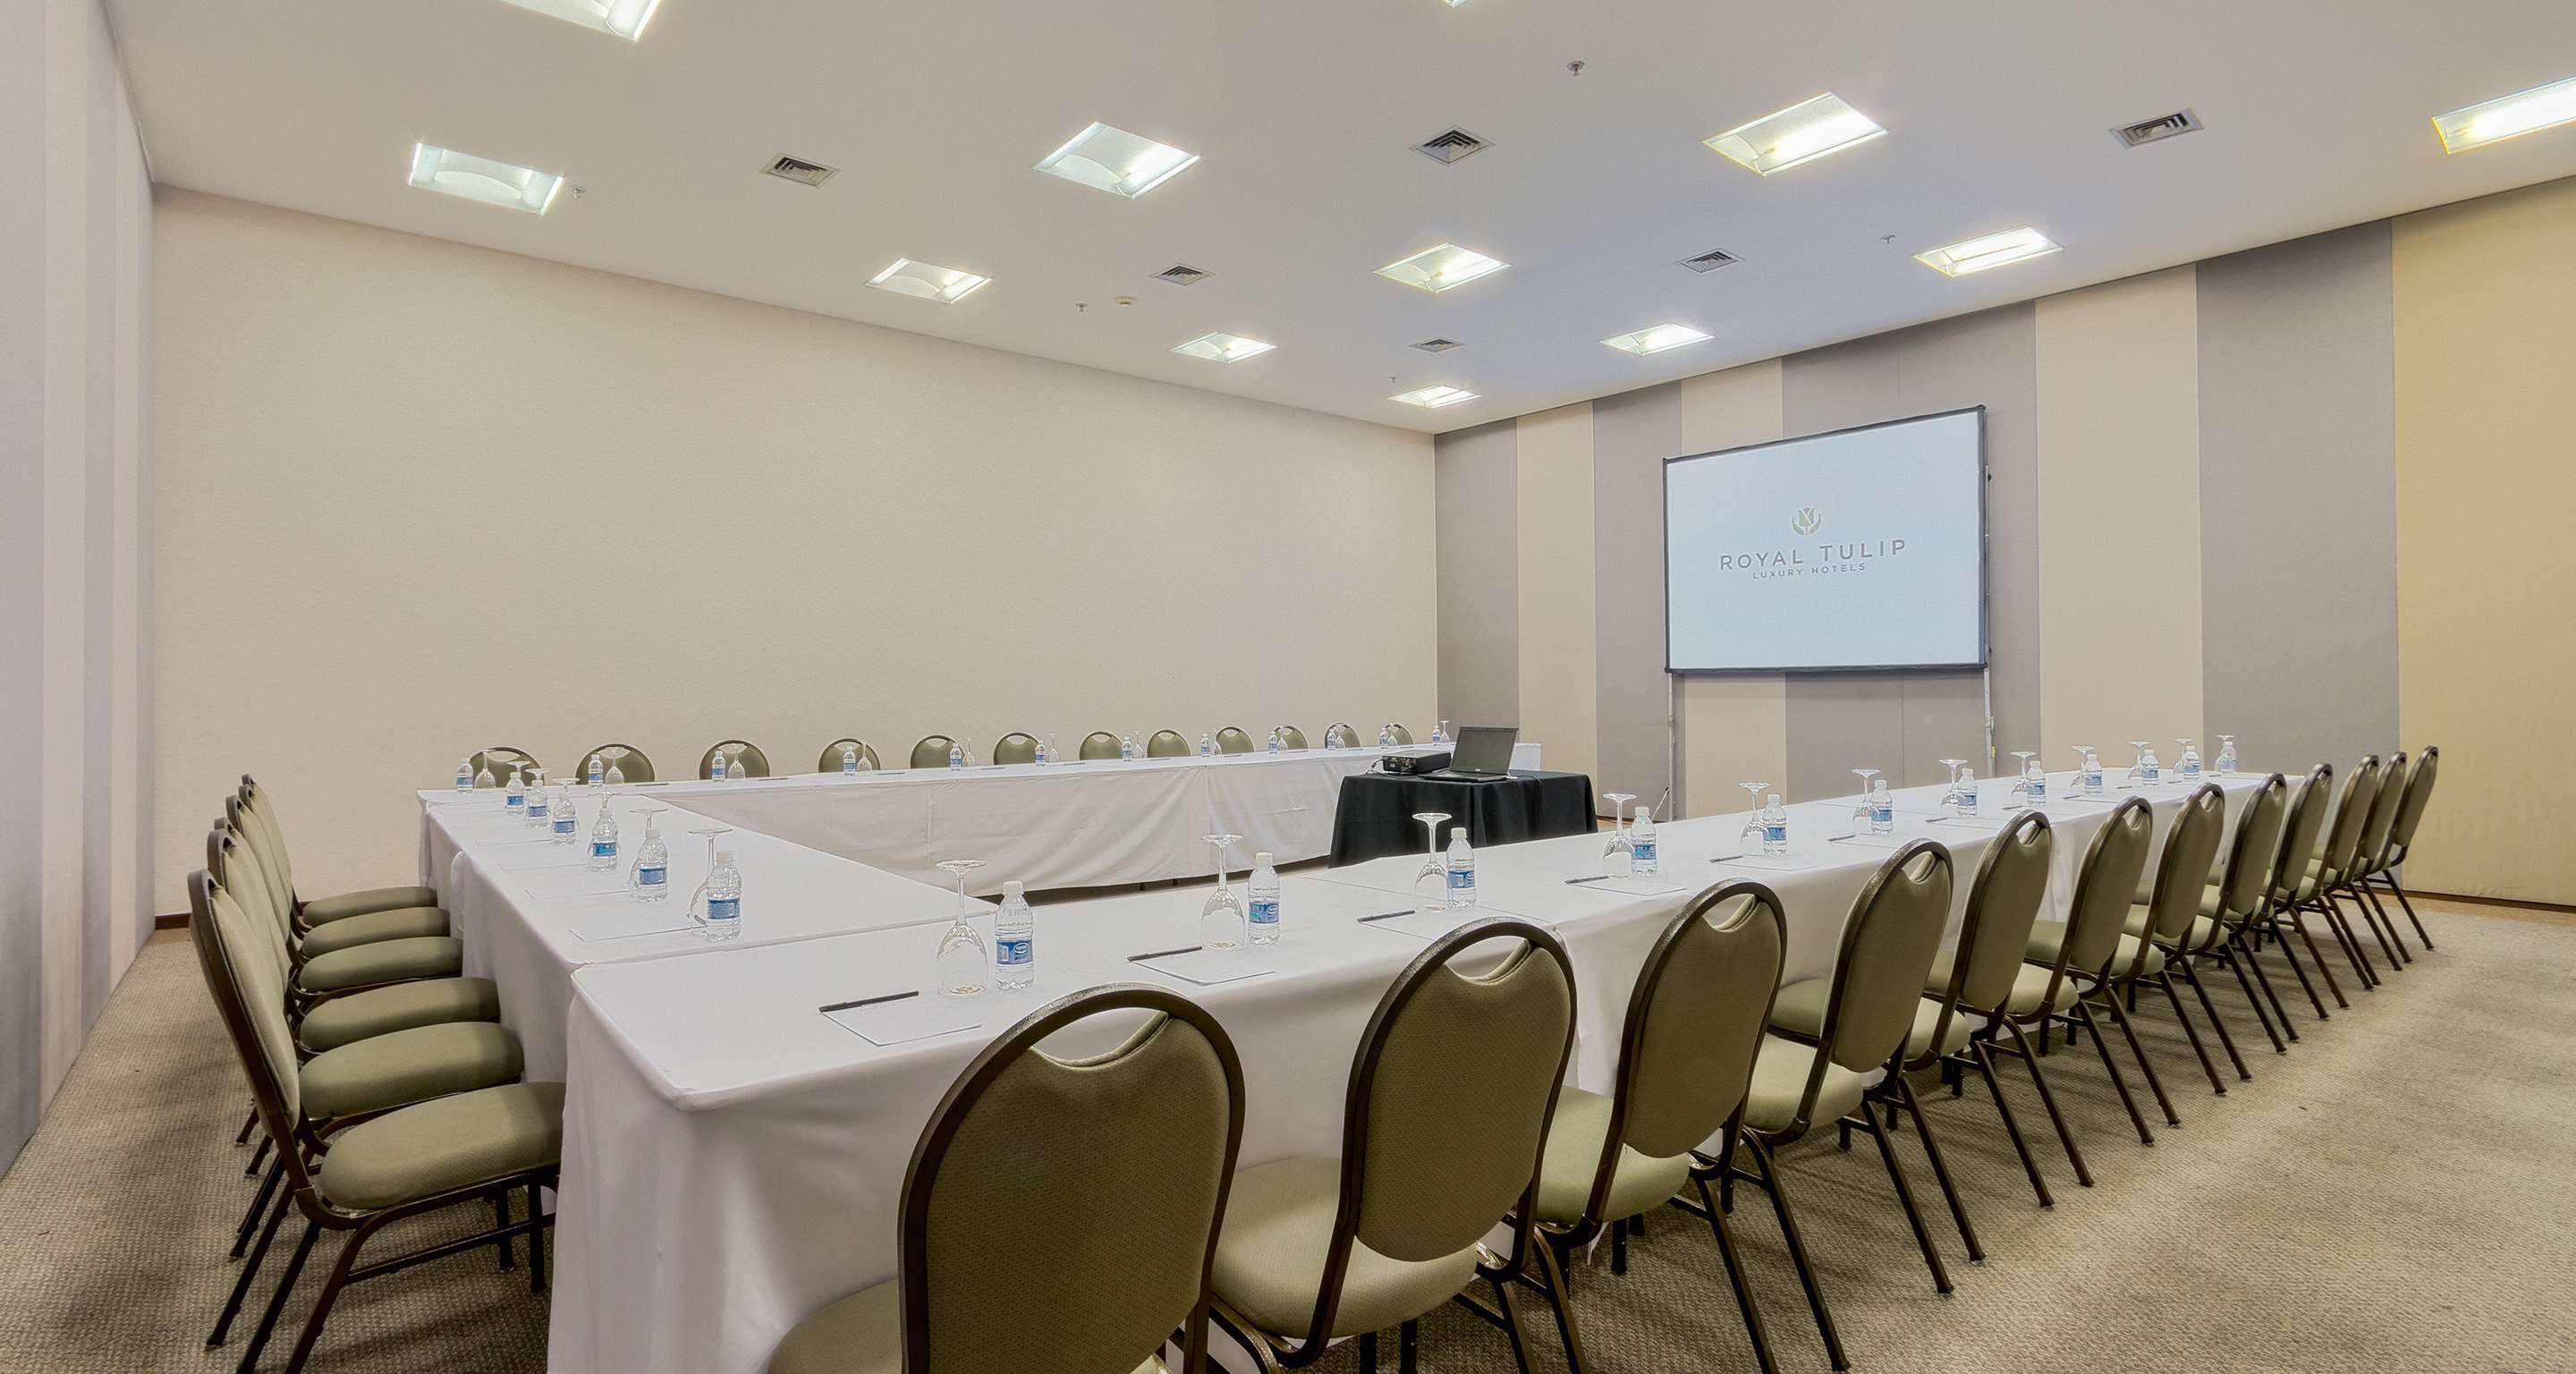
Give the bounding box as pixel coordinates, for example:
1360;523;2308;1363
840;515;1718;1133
2362;747;2440;952
1386;724;1415;746
237;778;443;931
2107;785;2237;1100
1914;810;2061;1211
910;735;959;770
467;747;539;785
818;739;882;773
572;744;656;785
1079;732;1123;761
1323;723;1360;750
2020;797;2169;1143
698;740;771;780
2163;772;2294;1055
1272;725;1309;751
1147;730;1191;759
990;733;1040;767
2303;757;2389;991
1214;727;1256;756
2238;765;2343;1017
2332;751;2413;970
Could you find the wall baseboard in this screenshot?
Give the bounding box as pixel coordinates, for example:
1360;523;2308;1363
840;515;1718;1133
155;912;188;930
2413;888;2576;915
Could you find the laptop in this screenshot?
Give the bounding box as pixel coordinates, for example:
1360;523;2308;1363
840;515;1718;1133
1431;725;1519;781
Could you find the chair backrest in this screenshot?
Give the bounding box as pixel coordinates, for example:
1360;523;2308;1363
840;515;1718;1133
1213;727;1255;756
2354;750;2409;875
2385;746;2439;864
1808;843;1953;1081
1275;725;1309;751
1388;724;1415;746
1078;732;1122;761
2317;756;2385;885
2055;798;2156;980
910;735;958;769
575;743;656;784
699;740;770;779
1146;730;1191;759
2136;785;2228;953
2271;764;2334;903
208;826;292;985
1575;884;1783;1227
233;780;297;908
2211;774;2290;929
990;733;1039;767
469;747;539;783
818;738;882;773
1324;723;1360;749
188;870;313;1185
897;985;1244;1374
1942;810;2055;1020
1307;919;1574;1348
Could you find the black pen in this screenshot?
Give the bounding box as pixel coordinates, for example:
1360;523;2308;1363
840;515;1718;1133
1563;874;1610;885
1357;910;1415;923
1128;944;1203;963
818;989;918;1014
1707;853;1747;864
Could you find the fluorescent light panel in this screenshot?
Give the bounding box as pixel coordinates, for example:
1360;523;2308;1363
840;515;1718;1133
1391;385;1478;409
1706;93;1885;175
406;143;564;214
495;0;662;40
867;259;991;304
1375;242;1507;293
1914;226;2061;277
1033;123;1200;199
1173;332;1275;362
1600;324;1711;356
2434;74;2576;153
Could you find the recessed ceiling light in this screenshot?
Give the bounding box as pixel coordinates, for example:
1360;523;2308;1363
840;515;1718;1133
867;259;991;304
1914;226;2061;277
406;143;564;214
495;0;662;40
1600;324;1712;356
1033;123;1200;199
1392;385;1479;409
1172;332;1275;363
1375;242;1507;293
2434;75;2576;154
1705;93;1885;175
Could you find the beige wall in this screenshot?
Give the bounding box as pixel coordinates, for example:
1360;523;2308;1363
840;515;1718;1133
1674;362;1788;815
150;191;1436;912
1513;403;1599;786
2392;177;2576;903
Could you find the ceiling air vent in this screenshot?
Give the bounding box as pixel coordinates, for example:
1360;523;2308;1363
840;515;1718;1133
762;154;839;187
1411;337;1463;353
1678;248;1740;274
1155;263;1211;286
1411;128;1490;165
2112;109;2203;149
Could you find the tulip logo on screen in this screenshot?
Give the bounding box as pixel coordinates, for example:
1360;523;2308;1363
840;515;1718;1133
1791;505;1821;536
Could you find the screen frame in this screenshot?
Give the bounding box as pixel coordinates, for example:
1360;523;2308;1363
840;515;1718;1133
1661;404;1991;675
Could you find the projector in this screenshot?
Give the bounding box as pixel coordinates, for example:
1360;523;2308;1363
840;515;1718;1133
1380;749;1453;776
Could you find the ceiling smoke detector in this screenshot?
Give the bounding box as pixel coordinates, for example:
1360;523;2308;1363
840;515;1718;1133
762;155;838;187
2112;109;2203;148
1411;128;1490;165
1155;263;1211;286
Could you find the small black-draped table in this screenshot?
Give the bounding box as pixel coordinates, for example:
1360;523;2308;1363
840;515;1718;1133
1326;768;1599;865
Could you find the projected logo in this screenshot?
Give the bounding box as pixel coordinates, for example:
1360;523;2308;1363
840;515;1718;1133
1791;506;1821;535
1716;508;1909;581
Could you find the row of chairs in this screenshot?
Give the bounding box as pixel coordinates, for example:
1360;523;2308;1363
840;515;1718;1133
467;722;1419;785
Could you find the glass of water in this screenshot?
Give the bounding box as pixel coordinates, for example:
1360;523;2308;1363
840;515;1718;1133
934;859;989;997
1199;834;1246;949
1411;812;1453;915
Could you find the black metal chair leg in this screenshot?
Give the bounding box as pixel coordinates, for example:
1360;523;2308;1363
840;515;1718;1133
1357;1330;1377;1372
1484;1273;1535;1374
2153;971;2227;1094
1398;1319;1418;1374
1609;1214;1629;1275
234;1109;258;1146
279;1225;376;1374
2282;911;2345;1010
244;1133;271;1178
2359;885;2413;963
2074;1002;2156;1145
233;1156;285;1259
211;1183;292;1347
1856;1105;1953;1293
2343;888;2406;970
2222;934;2292;1050
2002;1018;2091;1185
2103;988;2182;1126
2315;898;2379;988
1968;1039;2051;1207
491;1190;514;1270
1894;1074;1985;1260
1691;1175;1781;1374
236;1218;318;1374
526;1181;548;1293
1530;1227;1594;1374
2179;961;2251;1079
2385;877;2435;950
1744;1134;1847;1370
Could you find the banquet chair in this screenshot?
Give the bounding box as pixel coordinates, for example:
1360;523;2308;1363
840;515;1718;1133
2160;773;2293;1057
767;985;1245;1374
468;747;539;785
2332;750;2412;969
818;738;882;773
238;778;442;930
2016;798;2159;1147
2111;785;2241;1096
2362;746;2440;952
1214;727;1256;756
1148;729;1192;759
1207;919;1576;1372
225;798;448;957
1080;731;1123;761
2235;765;2344;1019
1387;725;1415;746
1274;725;1309;751
1324;723;1360;749
1750;842;1960;1329
191;869;563;1374
2301;757;2388;991
1914;810;2060;1210
574;743;655;784
910;735;958;769
1527;882;1784;1374
699;739;772;779
991;732;1039;766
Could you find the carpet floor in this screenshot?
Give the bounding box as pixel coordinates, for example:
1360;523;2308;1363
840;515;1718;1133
3;897;2572;1373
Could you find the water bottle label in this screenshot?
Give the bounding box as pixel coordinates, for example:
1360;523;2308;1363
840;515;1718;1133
1447;869;1473;891
528;803;548;820
1634;842;1657;864
505;794;523;809
553;816;576;835
1871;804;1894;826
2143;766;2159;785
592;840;616;858
589;766;604;784
1764;824;1786;844
1960;794;1977;814
638;866;666;887
996;937;1032;967
1250;898;1280;928
2029;780;2046;802
707;897;740;922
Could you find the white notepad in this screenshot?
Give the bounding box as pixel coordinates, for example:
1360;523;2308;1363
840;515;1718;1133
1830;833;1917;852
486;844;591;873
1928;815;2007;832
570;910;699;943
1566;875;1692;897
823;997;982;1047
521;870;632;901
1357;911;1473;940
1136;948;1276;986
1713;854;1821;873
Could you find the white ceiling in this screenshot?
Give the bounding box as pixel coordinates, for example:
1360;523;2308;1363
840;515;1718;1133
106;0;2576;435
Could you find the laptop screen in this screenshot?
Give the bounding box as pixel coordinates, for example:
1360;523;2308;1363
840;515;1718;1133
1451;725;1518;776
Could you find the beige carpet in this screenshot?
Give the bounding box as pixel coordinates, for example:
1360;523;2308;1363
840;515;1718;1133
3;899;2572;1373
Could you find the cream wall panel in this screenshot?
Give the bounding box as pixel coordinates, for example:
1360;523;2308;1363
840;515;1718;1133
150;191;1436;912
2392;179;2576;903
1672;362;1788;817
2034;267;2204;764
1513;403;1598;788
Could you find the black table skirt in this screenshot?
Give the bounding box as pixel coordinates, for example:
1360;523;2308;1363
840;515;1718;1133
1328;769;1598;866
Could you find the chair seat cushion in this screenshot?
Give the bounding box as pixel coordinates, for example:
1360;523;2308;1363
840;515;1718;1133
1741;1035;1866;1135
299;905;449;958
1767;980;1967;1064
2123;905;2219;952
299;937;464;994
303;886;442;925
1208;1156;1479;1340
299;978;499;1052
2025;920;2164;979
301;1021;523;1122
315;1081;564;1211
1922;952;2077;1020
765;1282;1163;1374
1532;1087;1692;1227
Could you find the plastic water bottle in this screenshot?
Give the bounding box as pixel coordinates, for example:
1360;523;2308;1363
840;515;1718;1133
549;787;580;844
1761;795;1789;856
1248;852;1281;944
2214;736;2238;776
588;798;620;869
1033;736;1050;766
842;743;860;776
455;759;475;793
587;754;606;788
1378;724;1395;748
475;759;496;792
1445;832;1478;907
504;767;526;813
2081;750;2105;798
1199;732;1215;758
630;815;669;903
524;777;549;828
1267;728;1283;755
948;741;965;770
703;849;741;941
708;752;726;781
725;755;747;782
1120;732;1136;761
1868;781;1895;834
993;881;1034;990
2179;742;2203;782
1956;771;1979;818
1631;807;1659;875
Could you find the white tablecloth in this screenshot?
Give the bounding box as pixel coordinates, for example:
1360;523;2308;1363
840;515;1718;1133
546;770;2261;1374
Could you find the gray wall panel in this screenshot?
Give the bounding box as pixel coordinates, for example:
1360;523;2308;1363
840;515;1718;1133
2198;224;2400;776
1433;420;1521;728
1590;383;1682;810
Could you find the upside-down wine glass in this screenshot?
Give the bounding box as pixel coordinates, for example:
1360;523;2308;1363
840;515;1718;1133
2126;741;2159;787
628;805;670;902
1411;812;1453;915
2213;734;2238;776
934;859;989;997
1736;780;1772;849
1601;793;1637;876
1850;768;1892;834
2008;751;2045;809
2174;738;2202;782
2072;745;2104;798
1199;834;1246;949
684;826;735;934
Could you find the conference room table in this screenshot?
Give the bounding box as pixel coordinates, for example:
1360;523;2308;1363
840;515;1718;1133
541;768;2267;1374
